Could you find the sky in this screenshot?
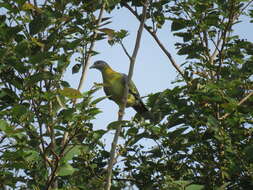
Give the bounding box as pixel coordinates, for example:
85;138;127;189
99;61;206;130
63;5;253;149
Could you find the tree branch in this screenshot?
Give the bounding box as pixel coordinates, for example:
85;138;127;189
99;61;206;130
219;91;253;120
62;4;106;146
119;40;131;60
105;1;148;190
77;4;105;92
123;2;186;81
45;128;77;190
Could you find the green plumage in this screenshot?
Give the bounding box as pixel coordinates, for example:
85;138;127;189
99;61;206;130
90;60;149;117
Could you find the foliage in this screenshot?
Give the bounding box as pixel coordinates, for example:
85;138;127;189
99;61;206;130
0;0;253;190
0;0;109;189
118;0;253;189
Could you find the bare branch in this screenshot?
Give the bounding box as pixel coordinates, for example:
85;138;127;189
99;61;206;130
217;1;247;66
238;0;253;17
120;40;131;60
77;4;106;92
45;127;77;190
62;4;106;147
105;1;148;190
123;2;186;81
33;0;37;7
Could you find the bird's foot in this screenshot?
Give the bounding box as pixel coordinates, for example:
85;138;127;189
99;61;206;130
118;110;124;117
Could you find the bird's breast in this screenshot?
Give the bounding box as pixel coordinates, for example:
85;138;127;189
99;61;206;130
103;77;135;107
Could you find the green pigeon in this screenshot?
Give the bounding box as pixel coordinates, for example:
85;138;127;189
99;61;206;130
90;60;150;119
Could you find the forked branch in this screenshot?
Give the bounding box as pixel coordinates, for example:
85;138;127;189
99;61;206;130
105;1;148;190
123;2;185;81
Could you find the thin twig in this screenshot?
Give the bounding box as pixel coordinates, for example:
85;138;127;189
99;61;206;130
119;40;131;60
105;1;148;190
62;4;106;146
45;129;77;190
219;91;253;120
77;4;105;92
123;2;186;81
43;0;49;7
238;0;253;17
33;0;37;7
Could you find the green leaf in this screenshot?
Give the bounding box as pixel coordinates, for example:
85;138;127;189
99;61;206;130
186;184;204;190
171;19;187;31
22;3;36;11
115;29;128;39
0;120;23;136
97;28;115;40
58;163;76;176
127;127;138;136
26;71;54;86
207;115;219;127
64;146;81;162
91;96;108;105
0;15;6;23
93;129;107;140
0;120;9;131
15;39;31;57
216;182;230;190
174;180;191;187
107;120;129;130
0;85;25;107
87;107;102;116
72;63;81;74
12;104;28;118
58;108;76;122
25;150;39;162
174;32;193;42
60;80;70;88
127;132;150;146
106;0;121;7
244;145;253;162
58;87;83;99
29;14;50;35
101;17;112;23
131;0;143;6
31;37;45;48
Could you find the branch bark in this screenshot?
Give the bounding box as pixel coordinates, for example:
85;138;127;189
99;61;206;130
123;2;185;81
62;4;106;146
105;1;148;190
77;4;105;92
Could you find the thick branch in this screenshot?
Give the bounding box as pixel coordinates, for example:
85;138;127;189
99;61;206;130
105;1;148;190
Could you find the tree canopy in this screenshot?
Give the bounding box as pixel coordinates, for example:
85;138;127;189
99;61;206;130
0;0;253;189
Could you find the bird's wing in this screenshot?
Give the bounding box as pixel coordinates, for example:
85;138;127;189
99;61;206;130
121;74;141;101
103;86;113;100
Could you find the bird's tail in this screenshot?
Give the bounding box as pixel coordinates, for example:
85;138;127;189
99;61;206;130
133;101;154;122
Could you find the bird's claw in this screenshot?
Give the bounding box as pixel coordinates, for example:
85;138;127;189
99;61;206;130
118;110;124;117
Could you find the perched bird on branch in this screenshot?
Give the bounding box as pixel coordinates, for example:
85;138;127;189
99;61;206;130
90;60;151;120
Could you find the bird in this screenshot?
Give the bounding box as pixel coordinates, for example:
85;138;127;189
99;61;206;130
90;60;151;120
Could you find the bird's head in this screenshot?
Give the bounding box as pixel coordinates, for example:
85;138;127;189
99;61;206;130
90;60;109;71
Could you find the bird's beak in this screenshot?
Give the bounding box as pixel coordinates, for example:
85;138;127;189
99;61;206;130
90;64;96;69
